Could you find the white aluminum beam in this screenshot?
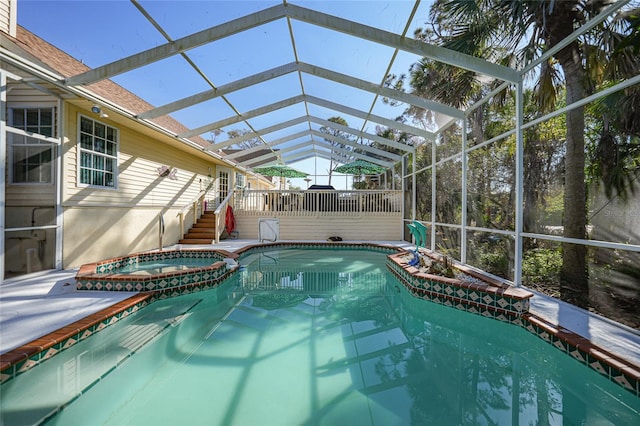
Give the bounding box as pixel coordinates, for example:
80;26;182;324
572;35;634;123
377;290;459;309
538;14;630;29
229;124;399;164
298;62;463;119
309;116;412;154
138;62;299;119
311;140;394;167
169;62;441;143
206;116;309;151
243;139;314;167
285;3;520;83
280;146;350;166
247;139;393;169
280;148;323;164
309;129;401;162
201;109;410;160
243;140;314;166
279;149;350;166
225;130;309;159
179;94;305;138
305;94;434;140
65;4;287;85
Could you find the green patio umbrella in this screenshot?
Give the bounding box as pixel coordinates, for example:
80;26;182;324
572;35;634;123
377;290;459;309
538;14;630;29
333;159;386;176
253;164;309;189
253;164;309;178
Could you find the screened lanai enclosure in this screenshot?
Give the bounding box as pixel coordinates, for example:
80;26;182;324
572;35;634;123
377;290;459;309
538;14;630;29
2;0;639;329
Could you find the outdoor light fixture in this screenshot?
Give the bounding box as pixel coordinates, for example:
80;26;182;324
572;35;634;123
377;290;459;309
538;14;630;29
91;104;109;118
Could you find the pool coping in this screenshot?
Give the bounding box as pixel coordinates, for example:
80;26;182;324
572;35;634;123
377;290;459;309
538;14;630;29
388;248;640;398
1;242;639;398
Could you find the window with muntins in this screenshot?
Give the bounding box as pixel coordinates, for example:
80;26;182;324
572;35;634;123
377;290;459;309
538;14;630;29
235;172;245;189
219;171;229;201
79;115;118;188
9;107;56;184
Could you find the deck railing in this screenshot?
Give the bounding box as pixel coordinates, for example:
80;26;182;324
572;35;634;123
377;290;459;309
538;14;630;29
211;189;235;243
233;189;402;216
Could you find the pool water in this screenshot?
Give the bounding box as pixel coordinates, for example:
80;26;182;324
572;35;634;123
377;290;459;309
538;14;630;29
111;258;218;275
2;248;639;425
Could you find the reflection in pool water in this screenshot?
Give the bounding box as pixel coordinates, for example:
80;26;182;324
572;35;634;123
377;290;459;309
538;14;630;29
2;248;638;425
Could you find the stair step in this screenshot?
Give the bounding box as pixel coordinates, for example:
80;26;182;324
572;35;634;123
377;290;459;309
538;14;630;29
189;228;215;234
197;216;217;222
179;238;214;244
179;209;224;245
184;232;216;239
192;223;216;229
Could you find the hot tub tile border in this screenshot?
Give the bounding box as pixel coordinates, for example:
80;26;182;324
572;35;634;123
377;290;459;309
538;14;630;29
90;249;227;276
76;260;230;292
389;250;640;398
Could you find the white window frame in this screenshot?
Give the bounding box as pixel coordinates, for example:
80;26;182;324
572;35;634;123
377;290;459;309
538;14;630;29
77;114;119;189
235;172;246;189
7;105;57;185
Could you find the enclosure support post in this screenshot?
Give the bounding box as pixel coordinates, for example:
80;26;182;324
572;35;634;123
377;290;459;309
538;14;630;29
461;118;468;264
0;71;6;280
412;151;416;223
431;136;437;251
514;81;524;286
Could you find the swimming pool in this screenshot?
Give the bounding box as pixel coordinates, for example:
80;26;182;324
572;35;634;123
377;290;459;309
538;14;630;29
2;248;639;425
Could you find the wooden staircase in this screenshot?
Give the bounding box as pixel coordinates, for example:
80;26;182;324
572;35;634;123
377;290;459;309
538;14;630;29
179;211;217;244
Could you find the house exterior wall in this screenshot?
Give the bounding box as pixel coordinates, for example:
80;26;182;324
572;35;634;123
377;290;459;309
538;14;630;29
0;0;16;37
59;103;225;268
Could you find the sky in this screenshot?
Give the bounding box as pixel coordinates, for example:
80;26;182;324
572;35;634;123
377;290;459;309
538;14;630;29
17;0;435;189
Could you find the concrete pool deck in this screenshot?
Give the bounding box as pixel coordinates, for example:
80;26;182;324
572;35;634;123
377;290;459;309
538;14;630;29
2;239;640;372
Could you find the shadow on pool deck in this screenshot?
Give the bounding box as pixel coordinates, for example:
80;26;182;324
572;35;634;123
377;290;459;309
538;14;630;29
1;239;639;371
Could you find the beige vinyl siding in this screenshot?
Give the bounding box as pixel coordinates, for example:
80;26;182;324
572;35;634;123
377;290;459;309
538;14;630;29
234;215;402;241
63;206;185;268
0;0;16;37
60;104;224;267
0;1;8;31
63;104;214;207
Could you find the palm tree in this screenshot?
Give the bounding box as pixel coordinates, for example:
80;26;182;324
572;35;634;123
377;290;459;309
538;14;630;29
405;0;639;308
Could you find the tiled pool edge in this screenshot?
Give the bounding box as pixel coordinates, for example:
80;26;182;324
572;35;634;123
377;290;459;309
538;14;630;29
232;240;404;256
2;242;639;399
0;268;237;385
388;251;640;398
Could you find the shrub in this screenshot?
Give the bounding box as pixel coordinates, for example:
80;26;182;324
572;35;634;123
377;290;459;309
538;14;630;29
522;247;562;284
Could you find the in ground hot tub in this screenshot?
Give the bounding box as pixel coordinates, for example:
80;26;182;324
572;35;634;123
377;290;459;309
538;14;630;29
75;249;238;292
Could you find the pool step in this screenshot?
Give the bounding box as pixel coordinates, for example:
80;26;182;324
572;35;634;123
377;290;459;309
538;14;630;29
179;212;217;244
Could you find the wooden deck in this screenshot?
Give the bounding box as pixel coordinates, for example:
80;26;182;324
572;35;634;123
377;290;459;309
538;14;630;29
230;189;404;241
